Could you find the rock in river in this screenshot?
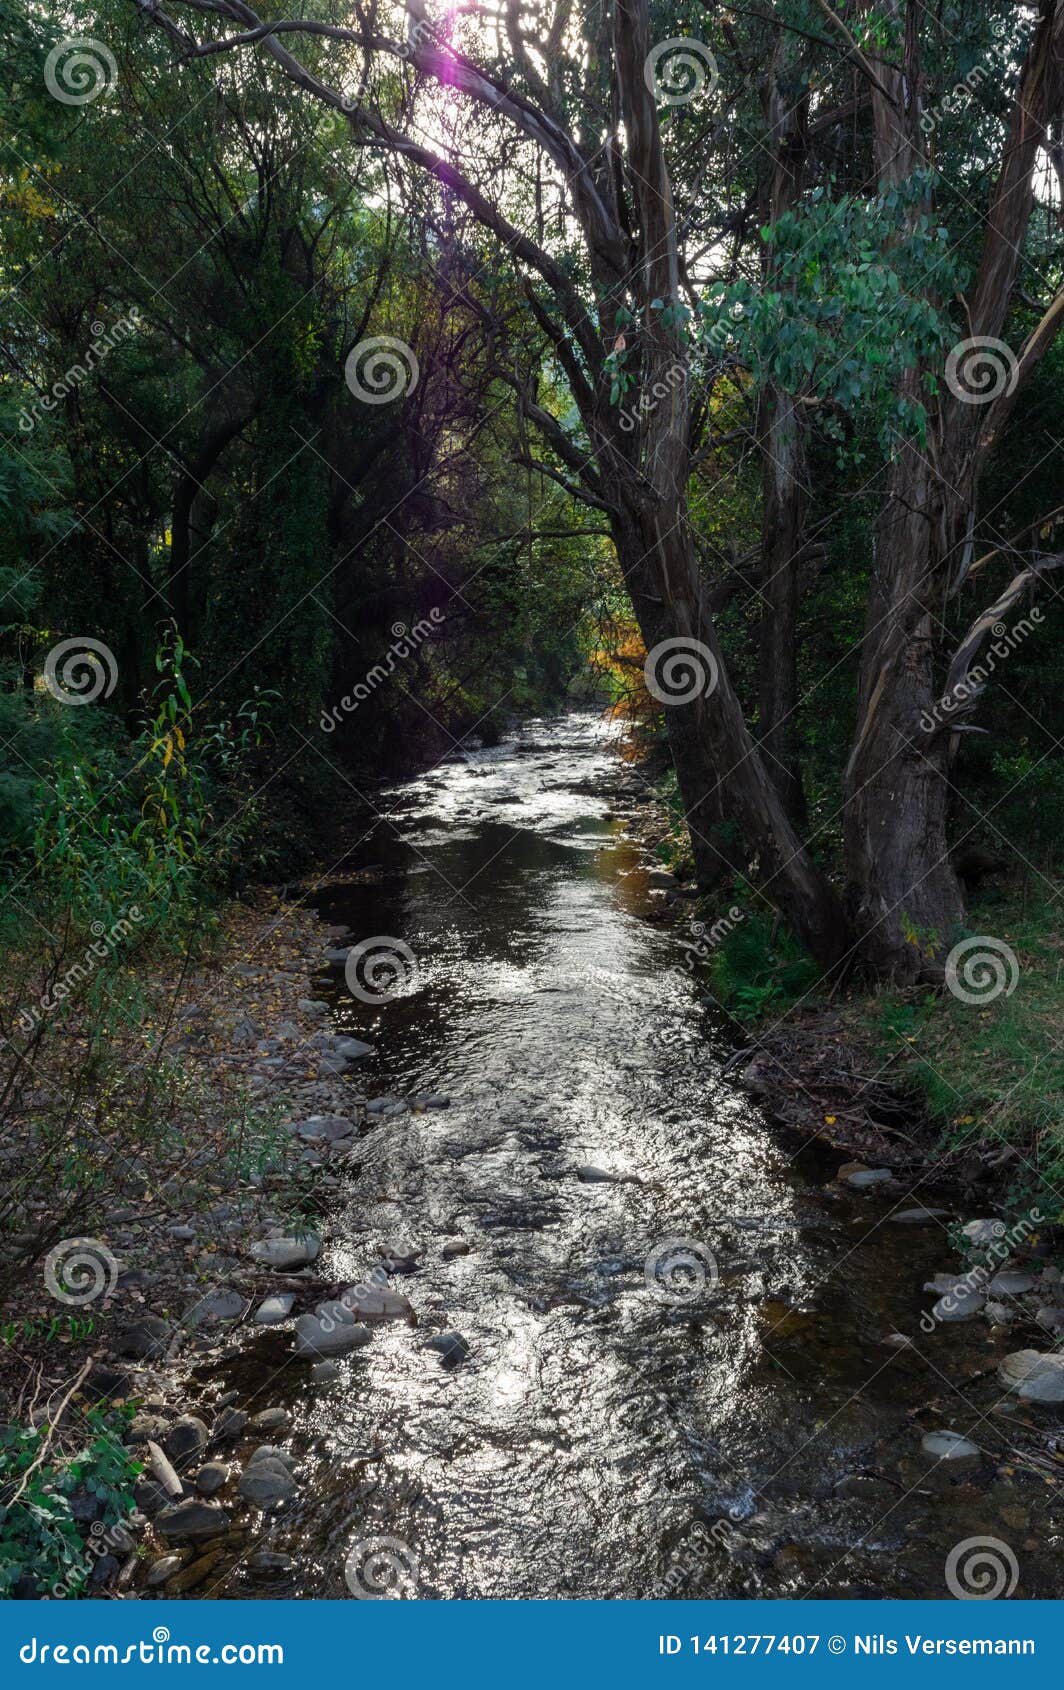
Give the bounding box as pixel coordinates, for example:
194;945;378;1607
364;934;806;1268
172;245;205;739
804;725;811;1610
254;1293;295;1325
155;1499;231;1544
998;1349;1064;1403
921;1430;980;1463
294;1310;372;1358
238;1465;296;1508
250;1233;321;1270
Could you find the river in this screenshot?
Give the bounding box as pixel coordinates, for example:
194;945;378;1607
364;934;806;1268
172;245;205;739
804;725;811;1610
210;712;1059;1600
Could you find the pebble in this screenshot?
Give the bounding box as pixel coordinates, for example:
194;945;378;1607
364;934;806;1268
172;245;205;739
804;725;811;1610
425;1330;469;1368
238;1465;296;1508
165;1549;222;1593
115;1315;171;1359
379;1244;421;1274
146;1554;188;1586
249;1233;321;1270
249;1407;291;1433
166;1416;209;1463
311;1360;341;1385
441;1240;471;1258
155;1499;231;1543
888;1207;951;1224
195;1462;230;1496
999;1349;1064;1402
988;1272;1036;1296
253;1293;295;1325
1035;1307;1064;1334
961;1218;1007;1248
212;1408;249;1441
294;1312;372;1358
247;1446;296;1471
921;1430;980;1463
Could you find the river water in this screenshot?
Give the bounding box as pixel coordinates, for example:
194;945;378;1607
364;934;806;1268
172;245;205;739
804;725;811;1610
215;713;1060;1600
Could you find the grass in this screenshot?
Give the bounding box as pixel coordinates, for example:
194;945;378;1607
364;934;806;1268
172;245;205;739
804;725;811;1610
865;890;1064;1220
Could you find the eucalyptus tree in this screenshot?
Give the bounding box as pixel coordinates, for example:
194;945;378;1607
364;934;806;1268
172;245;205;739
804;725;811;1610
129;0;852;968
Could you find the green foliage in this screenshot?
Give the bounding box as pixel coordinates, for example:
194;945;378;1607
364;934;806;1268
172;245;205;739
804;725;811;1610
708;909;821;1019
0;1407;139;1599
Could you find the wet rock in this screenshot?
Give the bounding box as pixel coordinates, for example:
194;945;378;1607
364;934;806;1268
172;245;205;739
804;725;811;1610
247;1551;296;1574
128;1412;169;1445
186;1288;246;1325
424;1330;469;1368
999;1349;1064;1403
253;1293;295;1325
115;1315;171;1359
441;1239;471;1258
881;1332;915;1349
931;1287;986;1322
838;1164;894;1190
323;947;351;963
134;1479;172;1517
961;1218;1007;1249
294;1114;356;1143
988;1272;1037;1296
238;1465;296;1508
166;1549;222;1593
249;1407;290;1433
415;1095;451;1110
985;1301;1015;1325
212;1408;248;1442
575;1164;632;1185
349;1288;412;1322
1035;1307;1064;1335
297;999;329;1015
332;1038;373;1061
249;1233;321;1270
195;1462;230;1496
379;1244;421;1274
294;1311;372;1358
155;1499;231;1544
247;1446;295;1471
169;1224;196;1242
921;1430;980;1463
166;1416;209;1464
146;1554;188;1587
310;1360;341;1385
888;1207;951;1224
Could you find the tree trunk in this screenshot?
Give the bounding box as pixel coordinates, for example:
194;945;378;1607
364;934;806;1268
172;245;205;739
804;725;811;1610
843;433;965;979
758;388;808;827
610;487;849;972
